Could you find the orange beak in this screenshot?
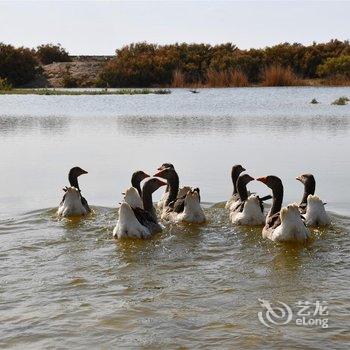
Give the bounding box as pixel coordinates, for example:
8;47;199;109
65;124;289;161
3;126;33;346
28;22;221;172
256;177;267;184
154;169;165;178
158;180;167;187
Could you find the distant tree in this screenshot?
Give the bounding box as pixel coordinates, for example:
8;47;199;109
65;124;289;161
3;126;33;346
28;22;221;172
36;43;71;64
0;43;37;86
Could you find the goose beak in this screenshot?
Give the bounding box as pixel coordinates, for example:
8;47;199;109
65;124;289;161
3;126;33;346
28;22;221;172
257;177;267;184
154;170;165;178
158;180;167;187
81;169;88;175
121;192;125;195
296;176;302;182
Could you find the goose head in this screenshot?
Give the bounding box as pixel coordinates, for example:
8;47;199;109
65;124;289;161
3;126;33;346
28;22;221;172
69;166;88;178
257;175;283;191
296;173;315;186
131;170;150;196
238;174;254;186
257;175;284;216
296;173;316;204
131;170;150;185
231;164;246;181
68;167;88;188
154;167;178;182
157;163;174;171
143;177;168;194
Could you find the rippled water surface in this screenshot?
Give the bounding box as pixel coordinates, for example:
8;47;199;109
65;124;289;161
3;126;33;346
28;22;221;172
0;88;350;348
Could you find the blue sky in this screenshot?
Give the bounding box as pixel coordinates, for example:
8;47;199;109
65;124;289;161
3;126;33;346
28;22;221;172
0;1;349;54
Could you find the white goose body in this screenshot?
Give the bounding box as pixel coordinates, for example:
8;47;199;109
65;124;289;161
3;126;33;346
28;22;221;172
169;190;206;223
230;195;265;226
124;187;143;209
304;194;330;226
113;177;166;239
113;202;150;239
57;187;88;217
226;193;240;209
263;204;310;243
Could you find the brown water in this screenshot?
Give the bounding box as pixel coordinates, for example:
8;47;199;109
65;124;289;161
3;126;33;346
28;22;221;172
0;88;350;348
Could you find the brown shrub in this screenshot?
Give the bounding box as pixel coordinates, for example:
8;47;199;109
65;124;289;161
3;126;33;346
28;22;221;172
37;44;71;65
206;69;229;87
261;64;302;86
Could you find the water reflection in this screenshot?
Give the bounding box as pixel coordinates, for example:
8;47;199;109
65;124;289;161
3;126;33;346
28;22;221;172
113;115;350;136
0;116;69;135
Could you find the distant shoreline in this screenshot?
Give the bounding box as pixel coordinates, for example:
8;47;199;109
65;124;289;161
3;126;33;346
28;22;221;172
0;88;171;96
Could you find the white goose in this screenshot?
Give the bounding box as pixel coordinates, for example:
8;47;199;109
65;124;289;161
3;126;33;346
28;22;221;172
296;174;330;226
57;187;88;217
113;177;166;239
154;167;206;223
57;167;91;217
229;174;265;225
257;175;310;243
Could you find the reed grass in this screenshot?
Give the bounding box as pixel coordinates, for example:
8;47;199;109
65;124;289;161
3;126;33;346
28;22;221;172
261;65;302;86
228;69;249;87
171;69;186;87
205;69;249;87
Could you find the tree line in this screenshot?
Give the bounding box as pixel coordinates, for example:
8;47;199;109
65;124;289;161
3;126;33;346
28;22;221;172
1;40;349;87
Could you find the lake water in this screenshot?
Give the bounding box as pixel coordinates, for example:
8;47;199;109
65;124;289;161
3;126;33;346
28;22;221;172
0;87;349;348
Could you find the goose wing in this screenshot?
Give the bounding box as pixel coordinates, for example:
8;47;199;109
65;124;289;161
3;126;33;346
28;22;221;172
266;212;281;230
167;194;187;213
132;207;157;226
80;195;91;213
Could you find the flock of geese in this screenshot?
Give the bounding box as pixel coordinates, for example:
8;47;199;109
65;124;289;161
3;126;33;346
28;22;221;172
57;164;330;243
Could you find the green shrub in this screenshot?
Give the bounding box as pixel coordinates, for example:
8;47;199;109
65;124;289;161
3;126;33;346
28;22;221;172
0;43;37;86
36;43;71;64
98;40;350;87
0;77;12;90
317;55;350;78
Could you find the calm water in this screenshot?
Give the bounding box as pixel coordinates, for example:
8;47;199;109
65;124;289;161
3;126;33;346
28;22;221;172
0;87;349;349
